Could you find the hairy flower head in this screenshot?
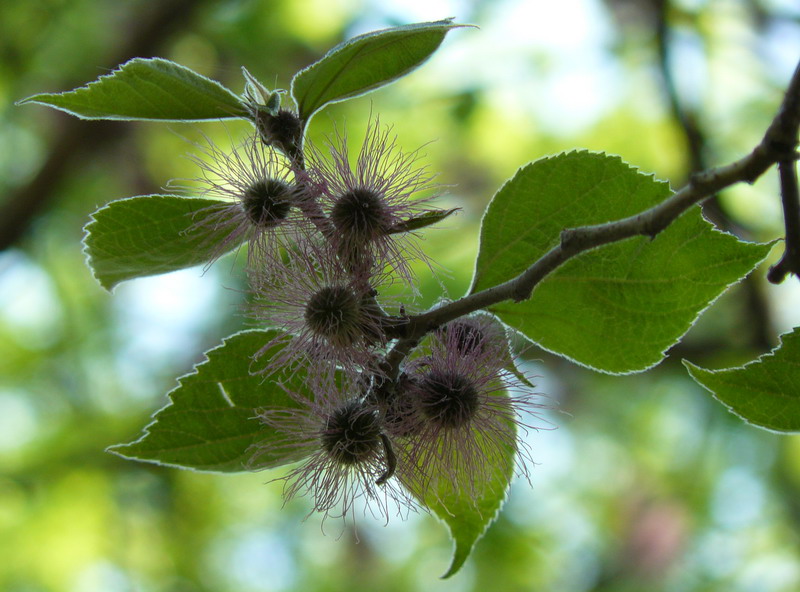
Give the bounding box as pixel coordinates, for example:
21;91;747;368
435;315;509;361
250;382;414;526
177;132;311;270
249;239;389;381
395;324;542;499
307;117;439;284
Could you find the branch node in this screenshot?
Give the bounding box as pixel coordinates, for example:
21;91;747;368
560;227;580;251
767;259;789;284
641;217;661;240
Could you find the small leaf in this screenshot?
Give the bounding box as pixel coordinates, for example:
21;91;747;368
472;151;773;374
18;58;248;121
402;414;515;578
109;330;306;472
83;195;245;290
685;328;800;433
291;19;469;122
387;207;460;234
242;67;283;116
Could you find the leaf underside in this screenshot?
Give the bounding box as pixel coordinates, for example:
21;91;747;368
291;19;467;122
402;408;516;578
109;330;306;472
83;195;245;290
472;151;773;374
685;327;800;433
19;57;248;121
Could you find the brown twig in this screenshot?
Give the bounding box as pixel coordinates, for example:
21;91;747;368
767;159;800;282
383;58;800;374
652;0;772;348
764;58;800;283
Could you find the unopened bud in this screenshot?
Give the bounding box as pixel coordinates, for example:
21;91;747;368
256;109;303;158
320;400;382;465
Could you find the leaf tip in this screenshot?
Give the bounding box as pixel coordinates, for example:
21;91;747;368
441;556;467;579
105;442;136;461
682;359;712;387
443;19;479;31
681;358;701;372
14;95;37;107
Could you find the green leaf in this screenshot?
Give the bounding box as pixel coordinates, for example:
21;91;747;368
685;328;800;433
109;330;306;472
472;151;773;374
84;195;245;290
18;58;248;121
387;207;460;234
402;414;516;578
291;19;468;122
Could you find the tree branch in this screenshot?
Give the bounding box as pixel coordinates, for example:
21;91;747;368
767;159;800;282
383;57;800;372
653;0;774;349
764;58;800;284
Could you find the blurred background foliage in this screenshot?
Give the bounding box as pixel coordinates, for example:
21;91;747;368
3;0;800;590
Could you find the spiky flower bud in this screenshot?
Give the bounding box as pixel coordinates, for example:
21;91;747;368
415;369;480;429
177;132;310;269
303;284;363;348
250;383;415;525
241;178;294;227
256;108;303;159
320;399;383;466
397;324;543;498
330;187;392;240
250;239;387;380
307;117;439;284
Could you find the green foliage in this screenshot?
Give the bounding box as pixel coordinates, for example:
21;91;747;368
472;151;773;374
110;330;305;471
685;328;800;432
15;10;799;584
291;19;467;123
18;58;248;121
83;195;243;290
402;421;516;578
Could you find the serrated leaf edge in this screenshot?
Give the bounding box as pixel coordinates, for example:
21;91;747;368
468;149;670;295
439;475;511;578
683;328;800;434
106;329;274;472
470;149;776;374
18;57;248;121
81;194;228;292
290;19;472;122
502;241;773;376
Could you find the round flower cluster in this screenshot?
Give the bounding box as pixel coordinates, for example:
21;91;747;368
186;111;542;525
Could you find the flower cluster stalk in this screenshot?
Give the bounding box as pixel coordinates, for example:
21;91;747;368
184;98;543;524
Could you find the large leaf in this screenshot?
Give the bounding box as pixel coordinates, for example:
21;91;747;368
472;151;773;374
685;328;800;433
109;330;306;471
291;19;467;122
84;195;245;290
18;58;248;121
402;416;516;578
